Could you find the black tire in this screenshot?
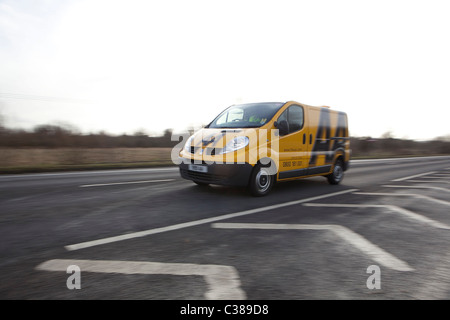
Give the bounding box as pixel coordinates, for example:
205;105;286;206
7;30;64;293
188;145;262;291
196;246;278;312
193;180;209;186
327;158;345;185
249;164;275;197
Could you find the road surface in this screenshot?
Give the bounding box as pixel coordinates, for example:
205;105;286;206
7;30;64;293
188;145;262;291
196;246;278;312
1;156;450;300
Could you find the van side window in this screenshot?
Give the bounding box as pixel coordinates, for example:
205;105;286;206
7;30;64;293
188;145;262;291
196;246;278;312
278;109;288;123
277;105;304;135
288;106;304;133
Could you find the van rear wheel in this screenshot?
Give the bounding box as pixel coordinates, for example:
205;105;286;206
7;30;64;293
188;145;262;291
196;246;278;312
327;159;344;185
249;164;275;197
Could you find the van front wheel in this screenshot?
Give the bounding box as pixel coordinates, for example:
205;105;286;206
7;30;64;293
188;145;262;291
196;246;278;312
327;159;344;185
249;164;275;197
193;180;209;186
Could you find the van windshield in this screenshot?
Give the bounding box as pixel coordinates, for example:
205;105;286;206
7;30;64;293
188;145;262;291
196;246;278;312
208;102;284;128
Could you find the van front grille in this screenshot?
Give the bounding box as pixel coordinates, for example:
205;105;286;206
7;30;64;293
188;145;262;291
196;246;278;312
180;169;226;183
189;147;222;155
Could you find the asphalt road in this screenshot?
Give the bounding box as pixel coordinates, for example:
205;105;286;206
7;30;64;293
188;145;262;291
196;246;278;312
0;155;450;300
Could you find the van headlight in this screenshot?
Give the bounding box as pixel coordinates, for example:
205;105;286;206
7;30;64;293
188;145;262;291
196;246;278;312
219;136;249;154
184;135;194;152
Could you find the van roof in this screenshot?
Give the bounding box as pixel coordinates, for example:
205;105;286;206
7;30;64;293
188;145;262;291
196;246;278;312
234;101;335;111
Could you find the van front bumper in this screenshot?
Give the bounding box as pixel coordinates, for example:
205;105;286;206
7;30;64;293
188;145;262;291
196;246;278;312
179;161;254;186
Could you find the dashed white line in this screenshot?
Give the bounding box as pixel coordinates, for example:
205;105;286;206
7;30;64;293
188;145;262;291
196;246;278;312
212;223;413;271
391;171;436;182
303;203;450;230
382;185;450;193
354;192;450;206
0;167;179;180
80;179;175;188
36;259;246;300
65;189;358;251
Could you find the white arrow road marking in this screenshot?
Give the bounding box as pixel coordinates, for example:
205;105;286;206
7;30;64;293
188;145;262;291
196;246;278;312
212;223;413;272
65;189;358;251
354;192;450;206
36;259;246;300
303;203;450;230
382;185;450;193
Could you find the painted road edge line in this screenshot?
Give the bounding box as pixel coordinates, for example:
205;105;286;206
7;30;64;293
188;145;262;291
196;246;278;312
212;223;414;272
65;188;358;251
36;259;246;300
350;156;450;164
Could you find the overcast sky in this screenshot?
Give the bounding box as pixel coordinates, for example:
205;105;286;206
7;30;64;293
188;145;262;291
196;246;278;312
1;0;449;140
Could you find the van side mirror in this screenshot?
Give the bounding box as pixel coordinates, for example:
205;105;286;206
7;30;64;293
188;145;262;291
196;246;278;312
278;120;289;136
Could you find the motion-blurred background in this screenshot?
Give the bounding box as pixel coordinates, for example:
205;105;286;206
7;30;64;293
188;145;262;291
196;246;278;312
0;123;449;174
1;0;449;173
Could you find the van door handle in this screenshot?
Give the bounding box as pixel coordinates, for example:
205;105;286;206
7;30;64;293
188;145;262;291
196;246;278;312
303;134;306;144
309;134;312;144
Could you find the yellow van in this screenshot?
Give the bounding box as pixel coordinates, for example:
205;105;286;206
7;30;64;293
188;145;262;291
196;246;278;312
178;101;350;196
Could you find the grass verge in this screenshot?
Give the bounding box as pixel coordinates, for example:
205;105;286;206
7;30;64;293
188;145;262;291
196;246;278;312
0;161;176;174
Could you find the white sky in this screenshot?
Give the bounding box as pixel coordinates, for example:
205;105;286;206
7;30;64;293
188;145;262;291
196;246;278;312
0;0;449;140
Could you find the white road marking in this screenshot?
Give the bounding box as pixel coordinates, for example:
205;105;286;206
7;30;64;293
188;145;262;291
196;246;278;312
413;250;450;299
354;192;450;206
80;179;175;188
212;223;413;271
65;189;358;251
408;180;450;184
391;171;436;182
303;203;450;230
409;176;449;179
1;156;448;180
382;185;450;193
36;259;245;300
0;167;179;180
350;156;450;164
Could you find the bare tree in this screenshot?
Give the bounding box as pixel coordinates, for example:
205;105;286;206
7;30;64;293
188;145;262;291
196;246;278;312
380;131;394;139
0;103;5;132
